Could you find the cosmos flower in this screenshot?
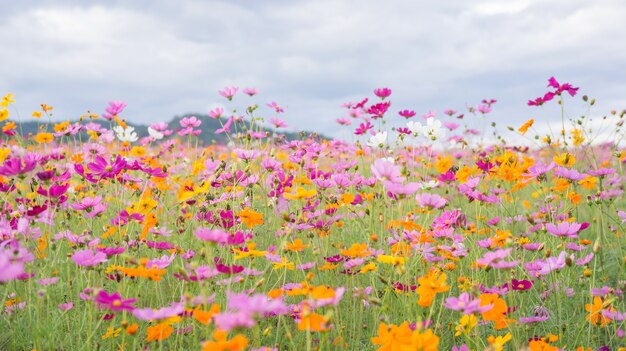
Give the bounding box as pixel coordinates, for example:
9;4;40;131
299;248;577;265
71;249;108;267
94;290;136;311
366;131;388;149
113;126;138;143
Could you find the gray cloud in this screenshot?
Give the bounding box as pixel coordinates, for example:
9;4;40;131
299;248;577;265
1;0;625;139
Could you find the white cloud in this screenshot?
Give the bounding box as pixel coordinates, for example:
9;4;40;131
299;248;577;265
0;0;625;140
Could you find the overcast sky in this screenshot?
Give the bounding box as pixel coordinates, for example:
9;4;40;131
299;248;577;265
2;0;626;139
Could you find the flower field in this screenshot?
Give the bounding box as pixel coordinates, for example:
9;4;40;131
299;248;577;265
1;78;625;351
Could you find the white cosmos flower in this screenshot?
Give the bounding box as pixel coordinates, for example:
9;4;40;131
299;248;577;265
366;131;387;148
113;126;138;143
423;117;444;141
418;180;440;190
406;121;424;136
148;127;164;140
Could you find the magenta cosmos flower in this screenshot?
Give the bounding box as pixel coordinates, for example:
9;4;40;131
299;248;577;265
86;155;127;180
0;156;38;177
95;290;136;311
374;87;392;99
71;249;107;267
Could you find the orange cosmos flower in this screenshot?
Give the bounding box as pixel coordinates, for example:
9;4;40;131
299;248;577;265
34;132;54;144
202;329;249;351
585;296;613;327
518;119;534;135
146;322;173;342
417;270;450;307
480;293;515;329
237;207;263;228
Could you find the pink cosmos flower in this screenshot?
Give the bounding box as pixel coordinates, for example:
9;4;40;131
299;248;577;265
36;277;59;286
219;86;239;100
71;249;107;267
444;293;492;314
536;251;570;275
58;302;74;311
476;248;519;269
145;253;176;269
269;118;287;128
476;104;492;114
0;250;25;282
444;122;459;131
226;291;288;316
354;122;373;135
209;107;224;119
374;87;392;99
523;162;556;181
371;158;404;184
180;116;202;128
194;227;229;245
267;102;284;114
215;116;234;134
214;311;256;331
545;222;585;238
336;118;352;126
385;181;420;196
415;193;447;209
103;100;127;120
233;148;260;161
132;302;185;321
243;87;259;96
70;196;107;218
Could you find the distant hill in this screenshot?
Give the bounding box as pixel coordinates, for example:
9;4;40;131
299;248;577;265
12;113;328;144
